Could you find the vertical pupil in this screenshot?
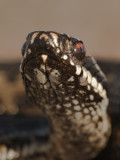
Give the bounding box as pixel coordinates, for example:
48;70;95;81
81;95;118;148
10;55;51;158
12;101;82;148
76;43;84;52
74;42;85;60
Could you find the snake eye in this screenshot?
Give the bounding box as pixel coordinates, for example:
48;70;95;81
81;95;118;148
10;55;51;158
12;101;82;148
74;41;86;60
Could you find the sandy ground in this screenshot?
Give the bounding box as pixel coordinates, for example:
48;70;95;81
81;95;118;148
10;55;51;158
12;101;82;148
0;0;120;62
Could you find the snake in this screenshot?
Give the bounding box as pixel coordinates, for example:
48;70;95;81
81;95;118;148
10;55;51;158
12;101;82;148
0;31;120;160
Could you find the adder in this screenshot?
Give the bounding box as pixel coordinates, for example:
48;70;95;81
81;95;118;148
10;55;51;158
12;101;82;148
0;31;120;160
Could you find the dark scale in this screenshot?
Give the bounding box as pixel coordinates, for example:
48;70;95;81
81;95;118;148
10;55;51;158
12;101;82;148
20;31;111;160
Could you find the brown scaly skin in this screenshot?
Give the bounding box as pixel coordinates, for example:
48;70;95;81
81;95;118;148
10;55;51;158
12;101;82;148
20;31;111;160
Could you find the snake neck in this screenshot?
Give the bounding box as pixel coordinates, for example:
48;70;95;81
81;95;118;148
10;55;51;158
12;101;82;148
21;57;111;160
21;31;111;159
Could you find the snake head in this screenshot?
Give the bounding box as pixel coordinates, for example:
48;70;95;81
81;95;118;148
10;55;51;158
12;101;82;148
20;31;108;101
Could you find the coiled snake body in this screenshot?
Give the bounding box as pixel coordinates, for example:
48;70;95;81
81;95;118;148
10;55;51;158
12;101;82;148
20;31;111;160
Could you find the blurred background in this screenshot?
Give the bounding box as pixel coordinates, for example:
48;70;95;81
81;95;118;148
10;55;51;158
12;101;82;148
0;0;120;62
0;2;120;159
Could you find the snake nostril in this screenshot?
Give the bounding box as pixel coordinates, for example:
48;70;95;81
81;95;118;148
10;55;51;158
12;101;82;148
21;42;26;56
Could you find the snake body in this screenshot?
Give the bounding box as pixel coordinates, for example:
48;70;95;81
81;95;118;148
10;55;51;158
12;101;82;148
19;31;111;160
